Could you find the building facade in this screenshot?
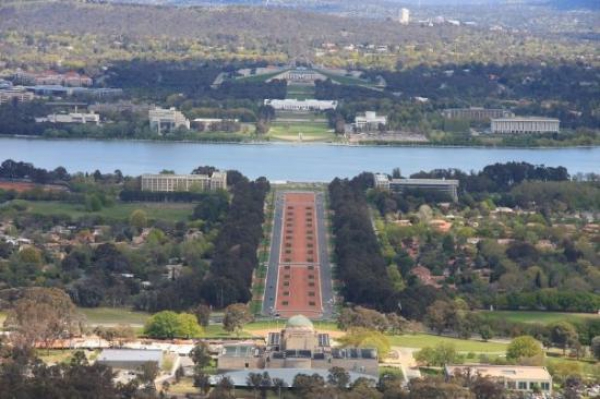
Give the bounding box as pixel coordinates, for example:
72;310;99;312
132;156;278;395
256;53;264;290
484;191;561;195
399;8;410;24
141;172;227;192
353;111;388;132
148;107;190;134
445;364;552;394
36;112;100;125
264;99;338;111
442;108;514;121
491;117;560;134
375;174;459;202
218;315;379;376
0;89;35;105
97;349;163;371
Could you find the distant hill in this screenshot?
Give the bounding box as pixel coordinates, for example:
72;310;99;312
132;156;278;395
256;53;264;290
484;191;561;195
0;1;462;46
545;0;600;10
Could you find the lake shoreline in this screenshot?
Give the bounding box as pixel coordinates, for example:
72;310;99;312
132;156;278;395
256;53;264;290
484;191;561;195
6;134;600;150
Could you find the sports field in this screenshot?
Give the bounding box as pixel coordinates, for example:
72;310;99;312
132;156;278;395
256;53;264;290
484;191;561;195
388;334;509;353
274;193;323;318
6;200;195;222
268;121;335;142
480;311;597;325
286;84;315;100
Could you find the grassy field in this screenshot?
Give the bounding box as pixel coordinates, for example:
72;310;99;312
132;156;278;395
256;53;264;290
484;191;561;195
268;121;335;142
8;200;195;222
0;311;5;327
315;70;377;87
244;320;339;332
480;311;597;325
80;307;151;326
235;70;286;83
388;334;509;353
286;84;315;100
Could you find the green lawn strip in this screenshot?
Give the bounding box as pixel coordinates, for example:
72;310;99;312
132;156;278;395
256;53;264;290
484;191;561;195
0;311;6;327
244;320;339;332
315;70;375;86
11;200;194;222
37;349;75;365
202;324;252;338
479;311;596;325
79;307;151;326
388;334;508;353
286;85;315;100
268;122;334;142
235;70;287;83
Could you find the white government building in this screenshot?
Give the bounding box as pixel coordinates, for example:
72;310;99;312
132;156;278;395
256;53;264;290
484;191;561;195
148;107;190;134
491;117;560;134
36;112;100;125
354;111;387;131
264;99;338;111
141;171;227;192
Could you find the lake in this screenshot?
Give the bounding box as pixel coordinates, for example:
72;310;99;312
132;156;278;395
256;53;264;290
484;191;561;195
8;138;600;181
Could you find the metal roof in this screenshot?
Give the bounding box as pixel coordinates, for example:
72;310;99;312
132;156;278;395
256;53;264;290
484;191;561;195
97;349;163;363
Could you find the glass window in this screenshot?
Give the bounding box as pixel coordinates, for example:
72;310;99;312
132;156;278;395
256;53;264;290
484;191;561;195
518;382;527;390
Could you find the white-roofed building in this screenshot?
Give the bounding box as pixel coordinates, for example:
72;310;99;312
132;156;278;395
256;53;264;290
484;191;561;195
491;117;560;134
97;349;163;370
445;364;552;394
264;99;338;111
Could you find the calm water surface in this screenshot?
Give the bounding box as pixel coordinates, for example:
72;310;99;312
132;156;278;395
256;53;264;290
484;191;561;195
9;138;600;180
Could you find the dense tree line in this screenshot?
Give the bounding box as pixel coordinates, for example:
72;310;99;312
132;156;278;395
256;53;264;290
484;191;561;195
328;175;398;312
201;176;270;307
0;159;70;185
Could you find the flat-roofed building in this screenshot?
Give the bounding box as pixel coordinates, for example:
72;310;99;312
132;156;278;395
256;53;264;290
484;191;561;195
491;117;560;134
442;108;514;121
149;107;190;134
375;173;459;202
97;349;163;371
0;89;35;105
353;111;387;132
264;99;338;111
141;171;227;192
36;112;100;125
218;315;378;376
445;364;552;394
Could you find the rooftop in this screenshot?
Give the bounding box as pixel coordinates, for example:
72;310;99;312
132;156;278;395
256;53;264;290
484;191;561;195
285;314;314;329
97;349;163;364
212;368;377;387
445;364;551;381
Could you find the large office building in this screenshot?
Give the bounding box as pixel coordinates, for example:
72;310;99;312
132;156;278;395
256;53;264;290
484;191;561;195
445;364;552;394
264;99;338;111
442;108;514;121
148;107;190;134
141;171;227;192
0;89;35;105
399;8;410;25
97;349;163;371
491;117;560;134
218;315;379;377
36;112;100;125
352;111;388;132
375;174;459;202
270;68;327;85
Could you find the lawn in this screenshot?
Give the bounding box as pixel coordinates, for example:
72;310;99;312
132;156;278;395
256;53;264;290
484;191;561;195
268;121;335;142
286;84;315;100
388;334;508;353
0;311;6;327
479;311;597;325
37;349;75;364
245;320;339;332
80;307;151;326
9;200;195;222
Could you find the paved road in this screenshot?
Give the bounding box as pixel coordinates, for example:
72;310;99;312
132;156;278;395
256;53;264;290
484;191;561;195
261;190;334;319
262;191;284;316
315;191;334;318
